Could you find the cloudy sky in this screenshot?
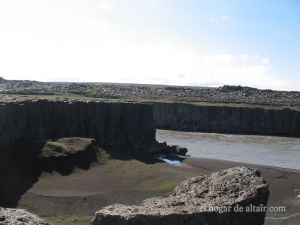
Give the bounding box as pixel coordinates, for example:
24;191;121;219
0;0;299;90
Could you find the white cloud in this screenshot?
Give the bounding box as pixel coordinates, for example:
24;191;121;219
0;0;297;91
241;54;249;59
98;0;113;11
210;16;231;24
261;57;270;65
221;16;231;21
210;17;217;22
201;54;233;64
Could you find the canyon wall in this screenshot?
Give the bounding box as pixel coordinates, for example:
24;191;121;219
0;100;156;153
152;102;300;136
1;100;299;154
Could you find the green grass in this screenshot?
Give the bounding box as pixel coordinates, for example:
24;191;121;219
151;181;178;192
43;215;92;225
19;205;92;225
40;137;95;158
97;149;111;165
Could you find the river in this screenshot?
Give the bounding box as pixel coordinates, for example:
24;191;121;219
156;130;300;170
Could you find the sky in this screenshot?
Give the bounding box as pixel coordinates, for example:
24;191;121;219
0;0;299;90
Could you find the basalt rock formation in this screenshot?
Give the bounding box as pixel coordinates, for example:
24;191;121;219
91;167;269;225
0;99;156;153
0;207;49;225
153;102;300;136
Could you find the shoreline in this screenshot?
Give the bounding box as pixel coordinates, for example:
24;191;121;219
182;156;300;173
156;129;300;171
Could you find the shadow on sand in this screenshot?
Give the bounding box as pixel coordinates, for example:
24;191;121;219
0;143;182;208
0;144;99;207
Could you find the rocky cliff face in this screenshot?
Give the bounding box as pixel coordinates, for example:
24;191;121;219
91;167;270;225
153;102;300;136
0;100;156;153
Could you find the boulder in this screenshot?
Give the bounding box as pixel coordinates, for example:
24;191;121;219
38;137;100;174
0;207;48;225
91;167;269;225
170;145;188;156
158;142;188;156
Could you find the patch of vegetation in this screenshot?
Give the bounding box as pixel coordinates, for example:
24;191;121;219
40;137;95;158
19;204;92;225
151;181;178;192
97;149;112;165
43;215;92;225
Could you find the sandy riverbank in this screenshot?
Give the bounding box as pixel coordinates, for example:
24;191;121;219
18;156;300;225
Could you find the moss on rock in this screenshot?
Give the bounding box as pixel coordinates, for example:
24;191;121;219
40;137;95;158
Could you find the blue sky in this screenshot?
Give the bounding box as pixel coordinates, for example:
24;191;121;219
0;0;299;90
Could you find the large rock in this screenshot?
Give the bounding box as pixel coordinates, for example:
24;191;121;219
38;137;101;174
158;142;188;156
91;167;269;225
0;207;48;225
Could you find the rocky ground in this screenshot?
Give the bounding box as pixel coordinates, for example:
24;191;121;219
1;77;300;107
0;207;49;225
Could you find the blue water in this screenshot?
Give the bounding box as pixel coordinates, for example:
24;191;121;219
156;130;300;170
158;154;181;165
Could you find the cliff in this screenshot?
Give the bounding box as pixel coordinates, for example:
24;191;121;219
1;98;299;154
91;167;270;225
0;100;156;153
152;102;300;136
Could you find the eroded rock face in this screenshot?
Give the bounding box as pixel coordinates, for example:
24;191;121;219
0;207;48;225
91;167;270;225
0;100;156;153
153;102;300;136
